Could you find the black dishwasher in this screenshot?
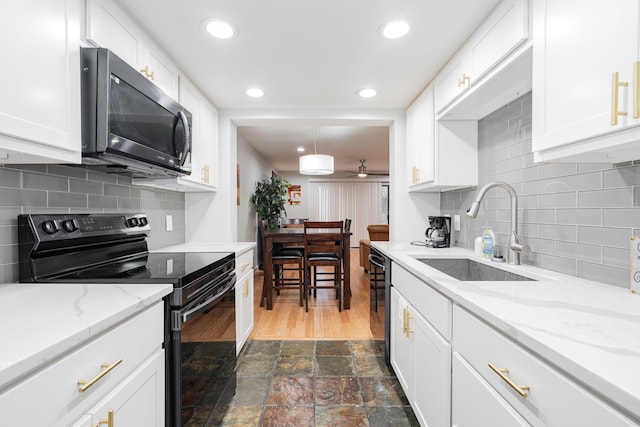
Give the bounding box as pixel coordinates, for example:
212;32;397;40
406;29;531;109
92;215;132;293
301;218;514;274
369;246;391;365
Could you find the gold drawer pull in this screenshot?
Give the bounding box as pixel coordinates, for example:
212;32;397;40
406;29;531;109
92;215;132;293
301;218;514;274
78;359;123;393
458;73;470;87
611;71;628;125
488;363;530;398
243;279;249;297
241;262;250;272
93;409;114;427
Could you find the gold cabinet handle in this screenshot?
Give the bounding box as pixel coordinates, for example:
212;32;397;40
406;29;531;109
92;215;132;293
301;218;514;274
488;363;530;398
139;65;155;80
242;279;249;297
402;308;408;335
240;261;250;272
78;359;123;393
457;73;470;87
405;310;414;337
634;62;640;118
148;69;155;81
93;409;114;427
611;71;629;125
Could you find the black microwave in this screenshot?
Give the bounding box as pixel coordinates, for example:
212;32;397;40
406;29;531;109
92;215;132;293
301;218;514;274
80;47;191;177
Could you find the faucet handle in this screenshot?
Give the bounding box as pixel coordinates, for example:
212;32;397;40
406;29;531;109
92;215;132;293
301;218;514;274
510;242;530;254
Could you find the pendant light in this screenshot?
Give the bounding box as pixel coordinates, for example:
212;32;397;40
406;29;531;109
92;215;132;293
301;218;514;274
299;127;334;175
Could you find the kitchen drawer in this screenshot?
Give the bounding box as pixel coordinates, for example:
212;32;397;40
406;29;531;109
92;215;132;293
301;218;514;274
235;249;254;278
0;302;164;426
453;306;637;426
392;263;451;340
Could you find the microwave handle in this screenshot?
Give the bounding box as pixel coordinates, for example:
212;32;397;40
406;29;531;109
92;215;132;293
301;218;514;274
177;111;191;167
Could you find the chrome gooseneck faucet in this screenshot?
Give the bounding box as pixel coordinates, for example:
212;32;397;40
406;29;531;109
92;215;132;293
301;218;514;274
466;181;530;265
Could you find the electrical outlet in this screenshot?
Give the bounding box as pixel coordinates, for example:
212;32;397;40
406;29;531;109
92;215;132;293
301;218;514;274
454;214;461;231
165;214;173;231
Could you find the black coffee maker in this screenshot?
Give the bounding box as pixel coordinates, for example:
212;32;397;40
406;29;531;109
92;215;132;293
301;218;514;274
426;216;451;248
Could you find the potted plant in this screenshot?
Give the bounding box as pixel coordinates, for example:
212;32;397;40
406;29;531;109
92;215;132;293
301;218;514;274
250;174;289;230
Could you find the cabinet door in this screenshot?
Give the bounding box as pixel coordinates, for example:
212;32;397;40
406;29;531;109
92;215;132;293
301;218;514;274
452;353;530;427
178;77;217;189
434;49;471;113
409;306;451;427
407;85;435;186
0;0;81;163
85;0;141;66
236;270;254;354
141;48;180;99
469;0;529;84
390;287;412;394
532;0;640;152
89;350;165;427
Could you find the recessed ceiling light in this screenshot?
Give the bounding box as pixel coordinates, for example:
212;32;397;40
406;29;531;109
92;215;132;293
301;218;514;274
203;18;236;39
358;88;377;98
380;19;410;39
246;88;264;98
297;147;305;152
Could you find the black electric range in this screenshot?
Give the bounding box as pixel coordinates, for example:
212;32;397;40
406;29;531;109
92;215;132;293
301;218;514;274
17;213;237;427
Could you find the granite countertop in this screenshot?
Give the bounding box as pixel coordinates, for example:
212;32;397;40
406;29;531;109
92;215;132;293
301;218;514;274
0;282;173;391
373;241;640;422
154;242;255;256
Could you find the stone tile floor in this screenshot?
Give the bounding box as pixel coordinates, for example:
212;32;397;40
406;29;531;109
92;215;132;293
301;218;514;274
184;339;419;427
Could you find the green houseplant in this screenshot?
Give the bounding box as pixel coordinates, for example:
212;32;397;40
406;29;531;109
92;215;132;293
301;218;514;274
250;174;289;230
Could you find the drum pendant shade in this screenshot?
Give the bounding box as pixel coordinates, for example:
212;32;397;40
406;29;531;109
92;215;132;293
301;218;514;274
299;154;334;175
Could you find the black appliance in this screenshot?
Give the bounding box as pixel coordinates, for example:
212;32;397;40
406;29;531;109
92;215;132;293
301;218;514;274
17;213;235;427
80;47;192;178
425;215;451;248
370;247;391;365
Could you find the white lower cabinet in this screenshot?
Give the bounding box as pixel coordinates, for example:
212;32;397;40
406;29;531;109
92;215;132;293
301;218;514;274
236;249;255;354
452;352;530;427
453;305;638;426
86;350;165;427
390;286;451;427
0;303;165;426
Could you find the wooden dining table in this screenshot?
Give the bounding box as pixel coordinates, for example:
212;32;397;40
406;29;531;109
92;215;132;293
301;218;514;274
261;227;351;310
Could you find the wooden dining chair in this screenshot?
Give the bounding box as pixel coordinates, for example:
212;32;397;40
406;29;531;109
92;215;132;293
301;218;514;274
259;220;304;307
303;221;344;312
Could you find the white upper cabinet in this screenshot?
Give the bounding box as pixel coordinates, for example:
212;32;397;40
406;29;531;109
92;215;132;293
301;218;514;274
85;0;179;99
0;0;81;164
532;0;640;163
435;0;530;117
407;85;435;186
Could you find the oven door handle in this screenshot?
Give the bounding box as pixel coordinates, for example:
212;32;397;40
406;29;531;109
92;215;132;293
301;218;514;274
180;273;236;323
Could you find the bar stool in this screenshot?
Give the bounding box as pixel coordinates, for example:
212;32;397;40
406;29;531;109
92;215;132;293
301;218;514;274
303;221;344;312
259;220;304;307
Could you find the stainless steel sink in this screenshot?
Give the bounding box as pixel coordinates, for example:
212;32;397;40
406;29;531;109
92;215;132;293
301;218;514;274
416;258;535;282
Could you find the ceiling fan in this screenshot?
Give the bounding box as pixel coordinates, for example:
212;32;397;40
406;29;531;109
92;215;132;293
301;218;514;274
345;159;389;178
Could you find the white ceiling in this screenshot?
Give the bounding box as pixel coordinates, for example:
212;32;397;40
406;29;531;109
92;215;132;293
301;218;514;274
115;0;500;175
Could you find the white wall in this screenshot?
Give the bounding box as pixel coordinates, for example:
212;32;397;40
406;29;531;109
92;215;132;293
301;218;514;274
237;134;277;242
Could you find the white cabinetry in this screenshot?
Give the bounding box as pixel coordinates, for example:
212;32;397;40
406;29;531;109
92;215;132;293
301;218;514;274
435;0;529;115
390;266;452;427
236;249;255;354
452;352;530;427
532;0;640;163
453;305;638;426
407;85;435;186
85;0;179;98
0;302;165;426
0;0;81;164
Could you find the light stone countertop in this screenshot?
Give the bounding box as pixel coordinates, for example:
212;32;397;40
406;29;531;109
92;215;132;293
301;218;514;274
0;282;172;391
373;241;640;422
154;242;256;257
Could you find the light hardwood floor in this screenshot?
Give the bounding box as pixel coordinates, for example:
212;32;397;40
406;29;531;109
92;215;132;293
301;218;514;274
250;249;384;340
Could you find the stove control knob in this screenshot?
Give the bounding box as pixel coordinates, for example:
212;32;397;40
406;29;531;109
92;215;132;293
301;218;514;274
42;220;59;234
138;217;148;226
127;217;139;227
62;219;78;233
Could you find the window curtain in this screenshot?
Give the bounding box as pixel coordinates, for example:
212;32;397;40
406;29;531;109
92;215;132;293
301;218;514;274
307;181;383;247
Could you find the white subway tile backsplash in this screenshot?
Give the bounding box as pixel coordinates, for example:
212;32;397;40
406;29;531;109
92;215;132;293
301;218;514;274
444;91;640;288
578;188;633;208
